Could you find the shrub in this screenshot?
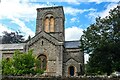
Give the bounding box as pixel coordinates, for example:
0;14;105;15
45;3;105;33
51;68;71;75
2;50;44;76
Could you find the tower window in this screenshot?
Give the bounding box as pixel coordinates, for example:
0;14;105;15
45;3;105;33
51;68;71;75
44;17;49;32
50;16;54;32
44;14;55;32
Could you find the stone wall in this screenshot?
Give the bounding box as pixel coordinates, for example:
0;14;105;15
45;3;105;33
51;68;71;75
2;76;120;80
63;48;84;76
27;36;63;76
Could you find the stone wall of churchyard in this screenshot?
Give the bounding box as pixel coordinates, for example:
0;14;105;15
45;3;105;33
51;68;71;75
2;76;120;80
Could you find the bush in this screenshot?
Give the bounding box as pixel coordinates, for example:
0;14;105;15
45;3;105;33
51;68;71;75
2;50;44;76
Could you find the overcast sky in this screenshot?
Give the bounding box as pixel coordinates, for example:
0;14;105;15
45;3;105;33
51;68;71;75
0;0;119;63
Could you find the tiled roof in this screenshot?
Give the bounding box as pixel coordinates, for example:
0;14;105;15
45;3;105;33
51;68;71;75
64;41;80;48
0;43;25;50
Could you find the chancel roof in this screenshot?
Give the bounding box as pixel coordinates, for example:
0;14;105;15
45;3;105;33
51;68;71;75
64;41;80;49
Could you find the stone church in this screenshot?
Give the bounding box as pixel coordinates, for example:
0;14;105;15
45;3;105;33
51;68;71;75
0;6;84;76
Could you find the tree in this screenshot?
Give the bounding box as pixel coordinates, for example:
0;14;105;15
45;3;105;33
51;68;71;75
2;50;44;75
2;31;24;44
25;35;31;43
81;4;120;75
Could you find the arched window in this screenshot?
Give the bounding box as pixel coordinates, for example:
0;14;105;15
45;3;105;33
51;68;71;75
44;17;49;32
44;14;55;32
50;16;54;32
38;54;47;70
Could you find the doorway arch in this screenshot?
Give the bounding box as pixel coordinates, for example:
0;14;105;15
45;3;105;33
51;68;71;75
68;66;75;76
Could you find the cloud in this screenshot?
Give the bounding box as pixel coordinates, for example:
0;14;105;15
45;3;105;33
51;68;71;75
87;3;118;22
100;3;118;18
25;0;120;4
88;0;119;3
61;0;81;5
0;24;13;35
10;17;35;39
0;0;48;39
65;26;83;41
25;0;82;3
70;17;80;23
0;0;48;19
70;18;77;22
64;7;96;16
64;7;84;16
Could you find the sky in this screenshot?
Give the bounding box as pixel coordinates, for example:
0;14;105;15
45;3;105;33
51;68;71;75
0;0;119;63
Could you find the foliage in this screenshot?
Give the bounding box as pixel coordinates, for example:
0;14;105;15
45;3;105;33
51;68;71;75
2;50;44;75
2;58;14;75
81;4;120;75
25;35;31;43
2;31;24;44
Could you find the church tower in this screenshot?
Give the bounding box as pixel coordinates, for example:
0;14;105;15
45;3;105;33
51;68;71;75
25;6;65;76
36;6;65;41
